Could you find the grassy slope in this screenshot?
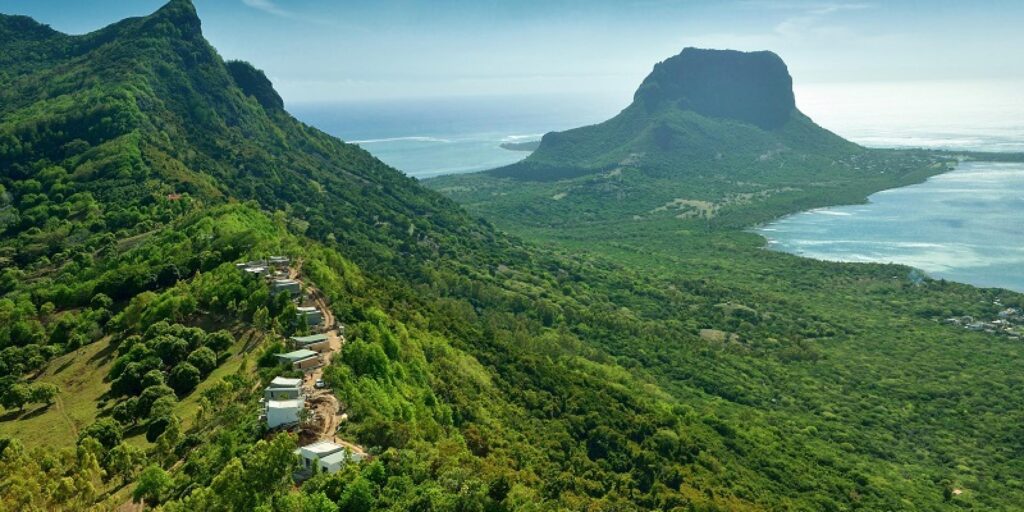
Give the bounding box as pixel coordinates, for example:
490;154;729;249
0;338;115;448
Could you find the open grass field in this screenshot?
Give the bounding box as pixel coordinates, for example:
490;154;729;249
0;337;117;449
0;328;265;450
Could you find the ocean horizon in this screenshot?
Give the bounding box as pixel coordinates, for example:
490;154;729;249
292;80;1024;292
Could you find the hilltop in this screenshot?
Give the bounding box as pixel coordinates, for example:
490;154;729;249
3;3;1024;511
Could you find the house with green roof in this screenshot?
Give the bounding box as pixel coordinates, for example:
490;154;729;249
275;349;321;371
290;333;329;352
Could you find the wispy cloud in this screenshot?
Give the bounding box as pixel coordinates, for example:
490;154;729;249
770;2;872;38
241;0;337;27
242;0;292;18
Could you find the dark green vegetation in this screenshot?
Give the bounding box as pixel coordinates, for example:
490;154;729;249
2;3;1024;510
427;48;1024;510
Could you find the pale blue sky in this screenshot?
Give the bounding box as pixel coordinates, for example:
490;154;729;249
3;1;1024;105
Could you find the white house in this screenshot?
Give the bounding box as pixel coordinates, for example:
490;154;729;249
264;377;303;401
294;440;364;474
271;279;301;297
266;398;303;428
296;306;324;327
319;449;365;473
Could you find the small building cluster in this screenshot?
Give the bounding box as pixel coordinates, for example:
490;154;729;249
237;256;330;332
239;255;364;473
236;256;290;280
944;306;1022;339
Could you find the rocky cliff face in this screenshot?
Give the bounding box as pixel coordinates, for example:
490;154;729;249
633;48;796;130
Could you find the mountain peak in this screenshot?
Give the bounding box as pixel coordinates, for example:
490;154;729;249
145;0;201;36
155;0;198;18
632;47;796;130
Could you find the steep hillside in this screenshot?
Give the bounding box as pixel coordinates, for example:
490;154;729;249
0;0;490;273
4;3;1024;511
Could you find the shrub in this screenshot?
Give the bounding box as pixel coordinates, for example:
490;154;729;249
168;362;201;395
79;417;123;449
187;346;217;376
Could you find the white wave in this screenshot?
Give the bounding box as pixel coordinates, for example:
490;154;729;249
501;133;544;143
813;210;854;216
350;136;452;144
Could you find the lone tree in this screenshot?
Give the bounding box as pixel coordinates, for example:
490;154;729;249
1;384;31;411
79;417;123;450
30;383;59;405
168;362;201;396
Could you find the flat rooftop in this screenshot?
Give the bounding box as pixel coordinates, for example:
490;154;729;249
291;334;328;344
276;349;318;362
297;440;344;456
321;450;365;465
269;376;303;388
266;399;303;409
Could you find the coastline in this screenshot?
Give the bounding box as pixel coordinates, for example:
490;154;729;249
755;157;1024;293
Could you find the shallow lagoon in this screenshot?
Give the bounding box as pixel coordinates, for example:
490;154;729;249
759;161;1024;292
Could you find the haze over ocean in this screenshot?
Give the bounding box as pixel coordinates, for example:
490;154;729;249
291;79;1024;178
289;79;1024;292
762;80;1024;292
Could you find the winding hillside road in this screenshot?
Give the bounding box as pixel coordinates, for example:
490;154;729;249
288;260;367;457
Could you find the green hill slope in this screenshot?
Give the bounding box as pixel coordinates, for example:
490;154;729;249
3;3;1024;511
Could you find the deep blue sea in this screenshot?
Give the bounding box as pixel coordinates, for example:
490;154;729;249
291;81;1024;291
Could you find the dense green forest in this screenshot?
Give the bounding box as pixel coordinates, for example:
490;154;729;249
3;2;1024;511
427;49;1024;510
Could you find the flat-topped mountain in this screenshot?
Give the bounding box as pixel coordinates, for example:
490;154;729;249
486;47;857;183
429;47;946;231
634;48;795;129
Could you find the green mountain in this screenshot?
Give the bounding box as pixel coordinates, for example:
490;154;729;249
488;48;857;183
0;0;486;272
3;3;1024;511
429;48;946;230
